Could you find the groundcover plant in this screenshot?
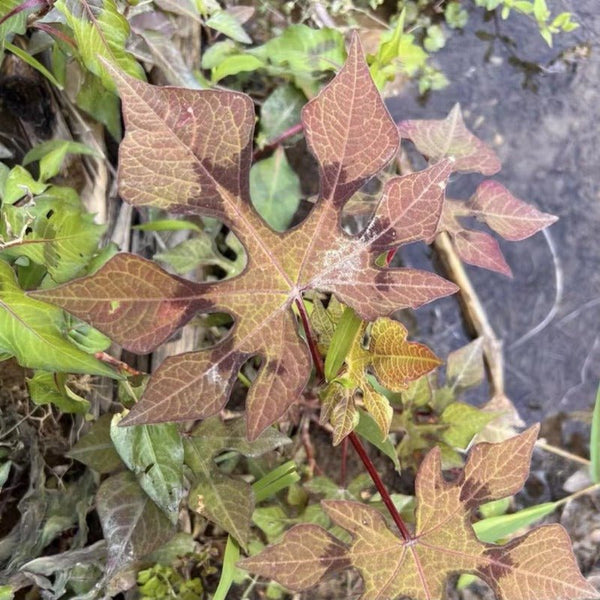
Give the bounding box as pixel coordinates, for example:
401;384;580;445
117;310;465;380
24;29;596;600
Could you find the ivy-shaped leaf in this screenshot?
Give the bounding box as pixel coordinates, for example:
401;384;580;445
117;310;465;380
324;318;441;443
183;416;290;549
240;427;598;600
398;103;501;175
401;107;558;276
33;35;457;439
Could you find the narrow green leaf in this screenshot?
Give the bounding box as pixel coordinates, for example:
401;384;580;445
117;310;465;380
213;535;240;600
4;41;63;89
252;460;300;503
473;501;558;543
591;382;600;483
325;306;362;381
250;147;301;232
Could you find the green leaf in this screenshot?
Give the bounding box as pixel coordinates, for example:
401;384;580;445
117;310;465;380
249;147;301;232
205;10;251;44
0;0;38;48
1;165;46;204
133;219;202;232
23;140;100;180
0;261;117;376
259;84;305;142
424;24;446;52
4;41;63;89
27;371;90;413
55;0;145;90
591;382;600;483
473;501;558;543
184;416;290;548
252;460;300;503
76;70;122;139
96;471;175;573
355;409;401;472
68;413;124;473
110;412;185;523
213;536;240;600
0;460;11;490
1;192;106;283
324;306;362;381
155;233;242;276
211;53;263;82
250;25;345;95
441;402;497;449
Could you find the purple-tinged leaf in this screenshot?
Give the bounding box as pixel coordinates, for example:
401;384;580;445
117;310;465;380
32;34;457;439
399;104;501;175
453;229;512;277
241;427;598;600
470;180;558;241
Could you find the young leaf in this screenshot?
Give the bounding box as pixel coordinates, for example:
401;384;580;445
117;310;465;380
33;35;457;439
183;416;290;549
240;426;598;600
0;261;117;377
398;104;501;175
96;471;175;573
328;318;441;440
470;180;558;241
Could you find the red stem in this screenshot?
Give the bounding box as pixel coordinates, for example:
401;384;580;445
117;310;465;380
253;123;304;162
294;298;325;382
295;295;412;540
348;432;412;541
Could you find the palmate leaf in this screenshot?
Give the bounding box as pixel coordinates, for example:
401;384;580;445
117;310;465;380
240;427;598;600
32;34;457;439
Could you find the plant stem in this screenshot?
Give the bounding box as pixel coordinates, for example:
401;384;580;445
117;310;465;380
295;295;412;540
294;298;325;382
253;123;304;162
348;431;412;540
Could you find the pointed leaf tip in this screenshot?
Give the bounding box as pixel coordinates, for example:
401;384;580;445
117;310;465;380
471;181;558;241
399;103;501;175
